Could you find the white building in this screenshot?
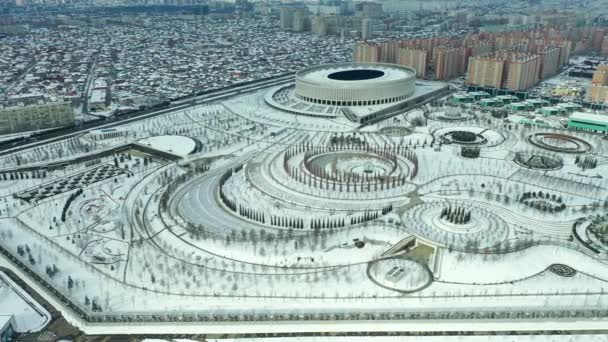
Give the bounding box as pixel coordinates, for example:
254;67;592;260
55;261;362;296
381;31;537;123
89;128;129;141
89;89;109;111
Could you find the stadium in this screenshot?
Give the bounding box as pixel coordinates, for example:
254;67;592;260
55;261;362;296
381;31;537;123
265;63;449;124
294;63;416;106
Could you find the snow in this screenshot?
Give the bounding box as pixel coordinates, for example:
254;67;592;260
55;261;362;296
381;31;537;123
438;244;608;284
138;135;197;156
1;84;608;335
206;337;608;342
0;271;50;332
0;315;12;329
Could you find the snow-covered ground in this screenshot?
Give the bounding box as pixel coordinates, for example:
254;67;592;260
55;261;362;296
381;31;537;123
205;336;608;342
138;135;197;157
0;88;607;334
0;271;50;332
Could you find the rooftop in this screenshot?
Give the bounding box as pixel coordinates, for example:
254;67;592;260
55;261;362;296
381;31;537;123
569;112;608;123
297;63;415;86
0;315;13;331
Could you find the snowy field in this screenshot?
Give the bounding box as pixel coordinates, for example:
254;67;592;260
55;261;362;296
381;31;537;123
0;271;50;332
204;336;608;342
0;88;607;334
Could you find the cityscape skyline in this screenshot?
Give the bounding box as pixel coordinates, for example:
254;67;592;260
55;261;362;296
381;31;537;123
0;0;608;341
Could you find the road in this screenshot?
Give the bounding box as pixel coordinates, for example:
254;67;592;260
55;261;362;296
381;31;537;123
0;74;295;157
82;53;100;116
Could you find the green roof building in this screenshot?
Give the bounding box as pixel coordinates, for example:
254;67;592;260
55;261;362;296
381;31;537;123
557;102;582;113
540;107;561;116
452;93;474;103
511;102;533;111
527;99;550;109
568;113;608;132
469;91;491;100
496;95;518;104
480;98;501;107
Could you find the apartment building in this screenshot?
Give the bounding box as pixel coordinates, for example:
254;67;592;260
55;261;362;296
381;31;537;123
398;48;427;78
0;102;74;134
353;42;381;63
466;56;505;89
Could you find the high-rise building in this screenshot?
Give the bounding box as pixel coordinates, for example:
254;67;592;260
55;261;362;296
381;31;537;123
592;65;608;85
361;18;372;40
589;86;608;103
592;29;606;51
602;36;608;57
467;40;494;57
590;65;608;103
379;41;399;64
466;56;505;89
234;0;249;16
353;42;381;63
352;27;577;88
280;7;294;30
253;2;272;15
361;2;383;19
311;16;327;36
307;3;343;16
537;46;561;80
293;8;308;32
502;53;541;91
433;46;465;80
554;39;573;66
398;48;427;78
